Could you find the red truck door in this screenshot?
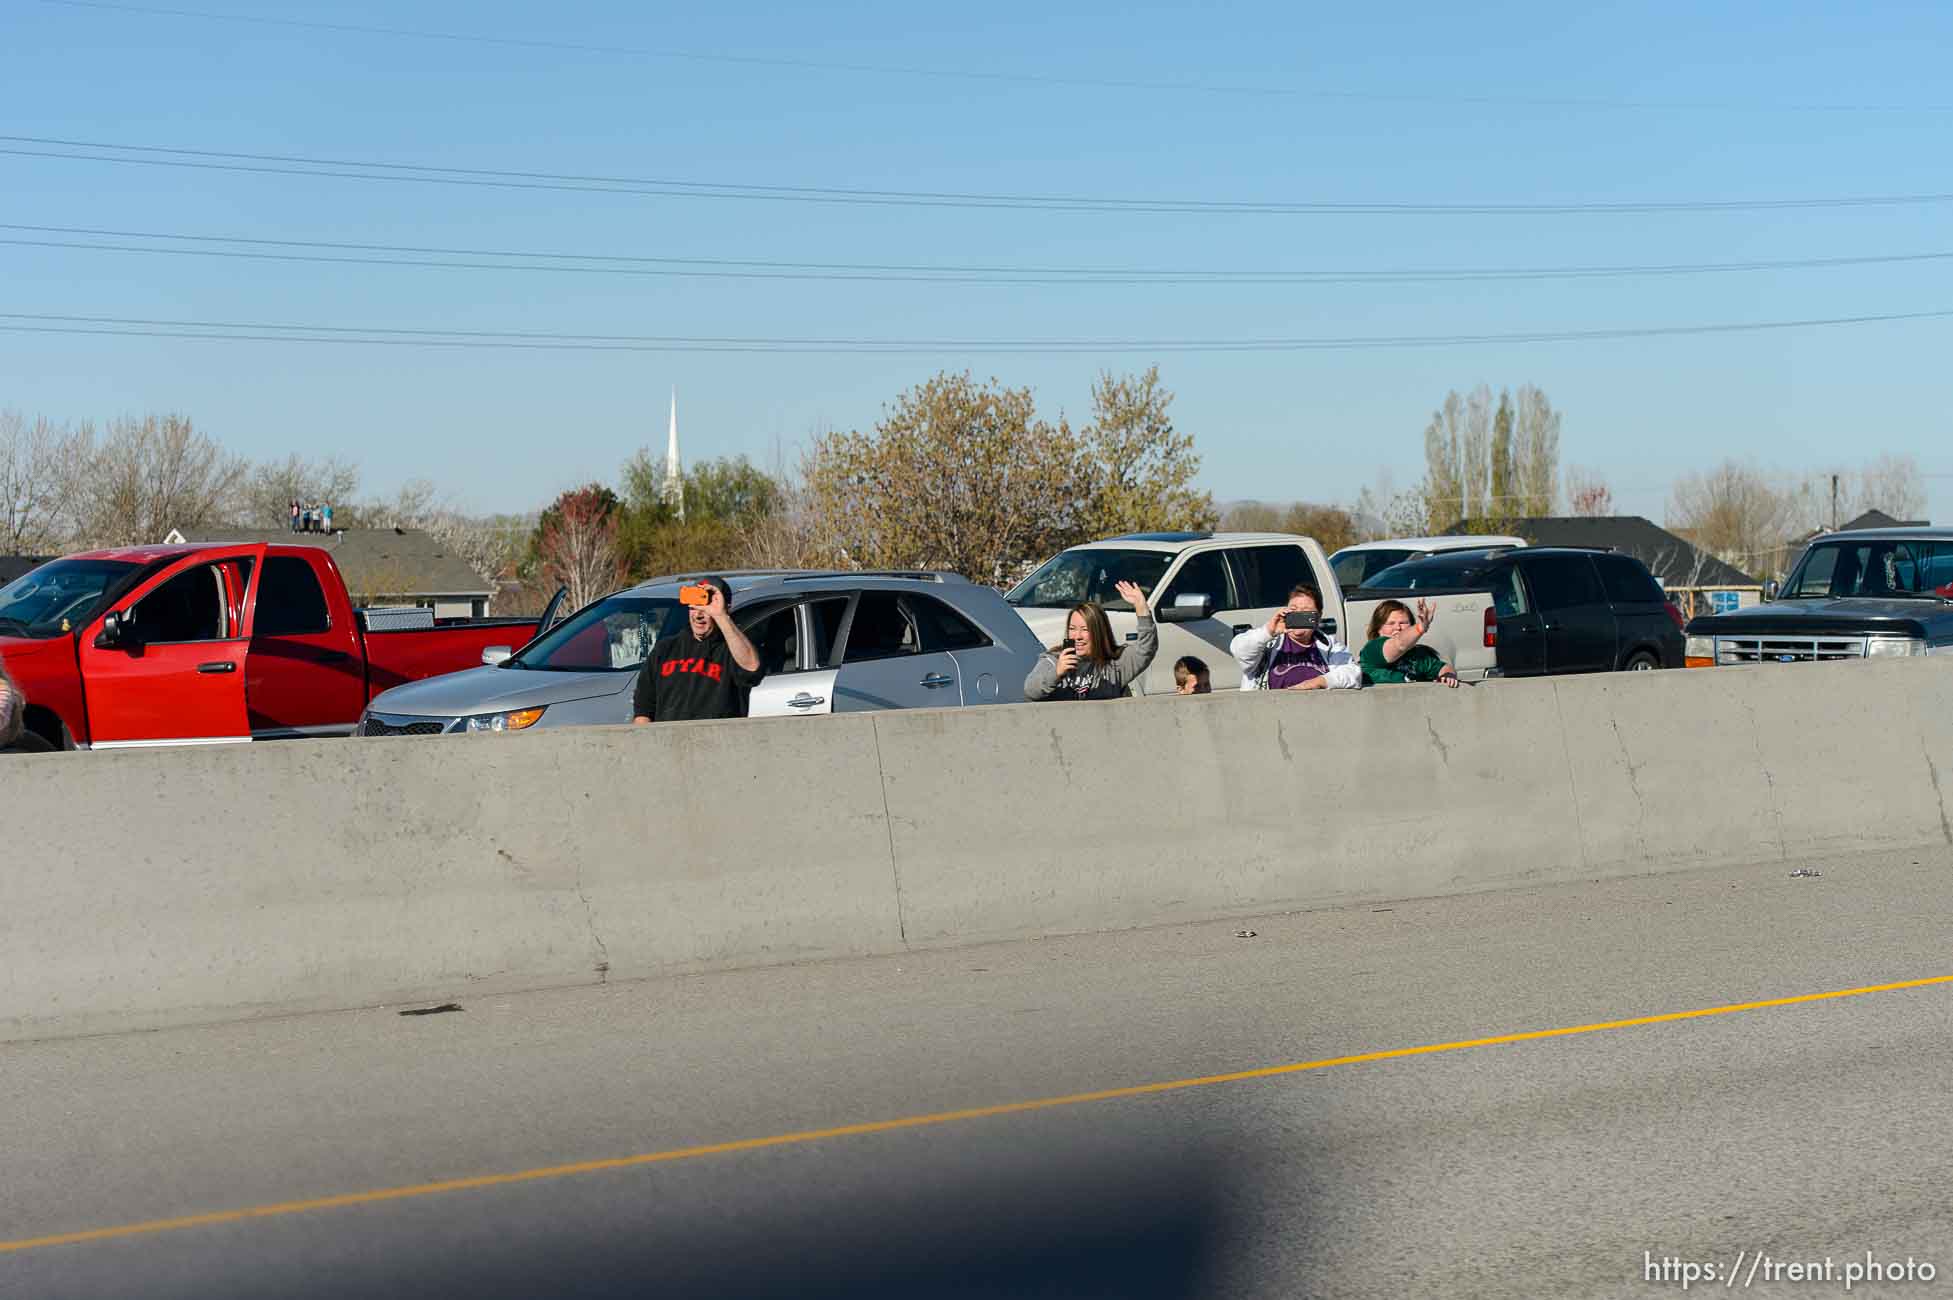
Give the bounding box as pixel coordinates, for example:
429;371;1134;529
78;545;266;747
244;550;367;737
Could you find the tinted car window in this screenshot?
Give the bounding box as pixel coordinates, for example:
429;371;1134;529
511;595;685;671
1006;550;1172;610
1232;545;1314;607
1362;556;1494;591
135;565;228;643
1593;554;1664;605
1161;550;1233;609
255;555;332;636
1521;555;1605;612
1489;564;1529;617
908;594;989;651
1333;549;1416;590
741;602;801;675
807;596;849;665
843;591;919;663
1784;539;1953;598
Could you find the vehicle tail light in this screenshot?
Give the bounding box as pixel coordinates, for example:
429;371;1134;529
1664;602;1685;630
1483;605;1497;648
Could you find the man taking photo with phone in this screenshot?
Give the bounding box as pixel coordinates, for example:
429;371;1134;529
632;576;765;724
1229;583;1362;692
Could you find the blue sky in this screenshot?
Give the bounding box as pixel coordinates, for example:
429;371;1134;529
3;0;1951;523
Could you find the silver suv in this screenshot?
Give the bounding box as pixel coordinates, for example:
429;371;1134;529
357;570;1044;735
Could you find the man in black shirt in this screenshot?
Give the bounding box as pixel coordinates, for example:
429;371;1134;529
631;576;764;723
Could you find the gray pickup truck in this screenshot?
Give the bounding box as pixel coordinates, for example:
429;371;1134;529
1684;527;1953;665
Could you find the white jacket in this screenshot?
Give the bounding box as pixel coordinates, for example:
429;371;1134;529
1230;626;1363;691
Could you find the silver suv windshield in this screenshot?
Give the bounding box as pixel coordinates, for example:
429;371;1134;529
1006;550;1171;609
1782;539;1953;599
507;594;689;671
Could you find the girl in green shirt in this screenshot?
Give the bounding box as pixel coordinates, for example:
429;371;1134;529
1358;599;1460;687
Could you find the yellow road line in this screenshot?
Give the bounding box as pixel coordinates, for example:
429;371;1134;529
5;971;1950;1256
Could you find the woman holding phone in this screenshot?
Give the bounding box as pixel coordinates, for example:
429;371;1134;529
1229;583;1361;691
1024;580;1158;701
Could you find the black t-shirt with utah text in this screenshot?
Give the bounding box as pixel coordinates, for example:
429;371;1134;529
631;631;764;722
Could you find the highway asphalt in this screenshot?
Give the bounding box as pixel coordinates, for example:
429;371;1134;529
3;844;1951;1298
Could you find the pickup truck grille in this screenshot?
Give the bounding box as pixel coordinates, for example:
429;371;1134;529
358;715;451;737
1716;635;1867;665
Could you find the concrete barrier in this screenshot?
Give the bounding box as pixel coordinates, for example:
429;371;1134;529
4;659;1950;1040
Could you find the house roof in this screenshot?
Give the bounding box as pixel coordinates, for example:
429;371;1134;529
1840;508;1930;531
0;555;55;585
1446;515;1760;588
162;527;492;597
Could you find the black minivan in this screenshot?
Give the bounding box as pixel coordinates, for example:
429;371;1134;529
1357;546;1685;675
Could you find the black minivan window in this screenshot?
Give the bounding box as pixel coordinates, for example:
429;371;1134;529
1593;554;1664;605
1521;555;1605;612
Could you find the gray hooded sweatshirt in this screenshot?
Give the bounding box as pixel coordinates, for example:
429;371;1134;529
1023;615;1158;701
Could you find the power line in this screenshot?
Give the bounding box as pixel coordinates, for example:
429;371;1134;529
2;307;1949;355
8;221;1953;286
8;135;1953;217
37;0;1953;114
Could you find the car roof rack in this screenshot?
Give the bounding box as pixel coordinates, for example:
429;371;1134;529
779;570;968;584
1108;530;1213;543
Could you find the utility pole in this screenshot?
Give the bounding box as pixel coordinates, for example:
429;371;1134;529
1830;473;1839;532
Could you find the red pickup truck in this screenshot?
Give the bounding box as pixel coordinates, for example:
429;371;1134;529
0;542;551;750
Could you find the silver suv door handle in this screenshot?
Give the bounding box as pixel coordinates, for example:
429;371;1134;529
920;673;954;688
788;693;825;708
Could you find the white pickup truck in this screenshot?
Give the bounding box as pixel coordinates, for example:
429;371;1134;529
1005;531;1502;693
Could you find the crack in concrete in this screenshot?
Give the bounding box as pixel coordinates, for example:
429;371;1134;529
1275;718;1293;763
1609;714;1650;861
1741;697;1789;860
1425;716;1449;767
571;857;610;981
1926;744;1953;846
1550;683;1593;871
872;718;911;947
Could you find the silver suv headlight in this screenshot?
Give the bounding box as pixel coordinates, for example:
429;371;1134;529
462;706;547;732
1866;637;1926;658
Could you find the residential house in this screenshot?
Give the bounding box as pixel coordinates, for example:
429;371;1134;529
1838;508;1930;532
162;527;495;618
1447;515;1763;618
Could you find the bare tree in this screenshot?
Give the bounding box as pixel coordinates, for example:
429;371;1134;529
535;486;624;612
1564;466;1614;517
1221;501;1284;532
235;453;361;529
1513;385;1562;515
1419;393;1465;532
71;414;247;547
1488;389;1515;526
1667;461;1797;574
1849;453;1927;521
0;411;86;554
1459;384;1494;525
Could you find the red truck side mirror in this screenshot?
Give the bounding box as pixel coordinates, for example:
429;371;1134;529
93;610;131;650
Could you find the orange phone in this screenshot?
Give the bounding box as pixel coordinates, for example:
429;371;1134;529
679;584;713;607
